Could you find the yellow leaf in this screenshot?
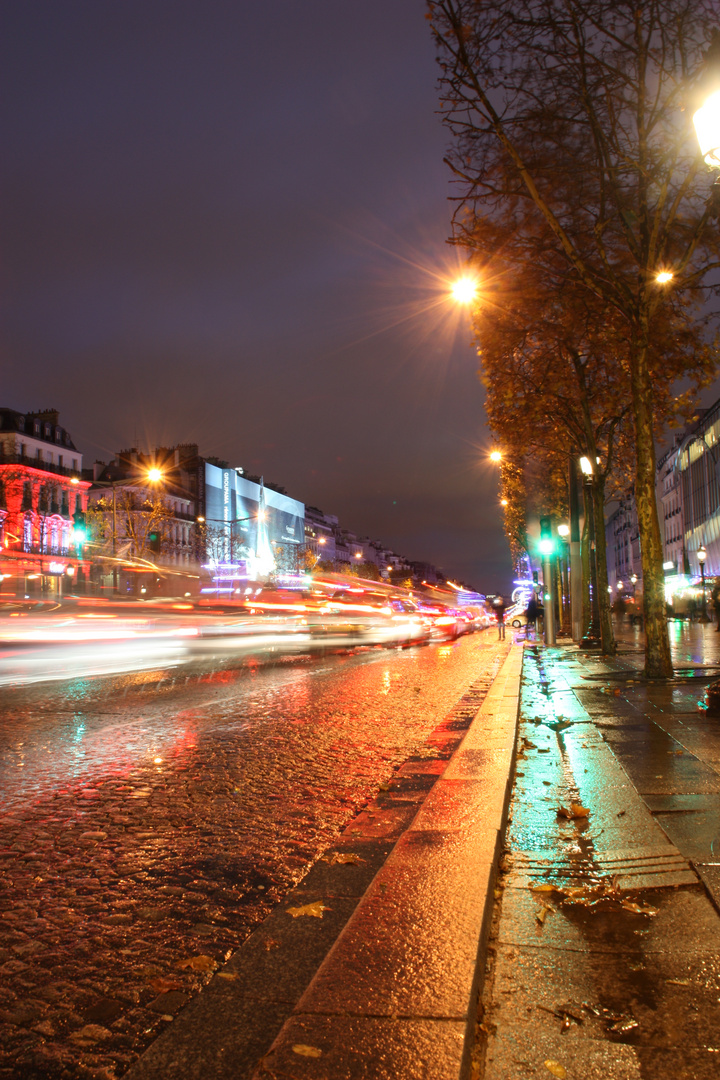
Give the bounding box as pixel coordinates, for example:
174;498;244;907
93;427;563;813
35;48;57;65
292;1044;322;1058
286;900;329;918
557;802;590;819
544;1061;566;1079
176;954;217;972
326;852;364;865
536;905;553;925
530;883;555;893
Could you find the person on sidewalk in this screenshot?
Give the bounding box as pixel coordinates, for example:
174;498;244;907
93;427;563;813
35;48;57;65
713;582;720;631
525;594;539;638
493;595;508;640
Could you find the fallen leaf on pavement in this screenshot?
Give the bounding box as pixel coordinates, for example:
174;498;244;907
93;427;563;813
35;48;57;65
292;1044;322;1058
530;883;556;893
666;978;692;986
619;899;657;916
70;1025;112;1044
325;852;364;865
544;1061;566;1079
216;972;239;980
148;977;182;993
557;802;590;819
536;905;553;925
286;901;329;918
176;955;217;973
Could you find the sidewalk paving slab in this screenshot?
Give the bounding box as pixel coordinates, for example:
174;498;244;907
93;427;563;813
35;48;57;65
479;637;720;1080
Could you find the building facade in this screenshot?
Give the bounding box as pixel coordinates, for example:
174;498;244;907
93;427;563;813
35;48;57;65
0;408;91;595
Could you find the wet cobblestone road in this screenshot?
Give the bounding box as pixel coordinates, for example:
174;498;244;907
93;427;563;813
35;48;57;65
0;632;506;1079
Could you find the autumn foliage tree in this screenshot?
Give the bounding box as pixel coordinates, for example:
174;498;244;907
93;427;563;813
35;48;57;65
429;0;720;676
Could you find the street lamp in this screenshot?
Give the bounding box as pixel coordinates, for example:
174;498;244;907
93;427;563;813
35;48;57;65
579;455;602;648
451;276;478;304
96;467;164;593
697;545;709;622
694;88;720;169
490;450;502;462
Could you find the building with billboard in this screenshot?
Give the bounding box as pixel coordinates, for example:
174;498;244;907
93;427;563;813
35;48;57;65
202;464;305;591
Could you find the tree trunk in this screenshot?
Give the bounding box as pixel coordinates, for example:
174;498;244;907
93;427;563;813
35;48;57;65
630;328;672;677
592;475;616;655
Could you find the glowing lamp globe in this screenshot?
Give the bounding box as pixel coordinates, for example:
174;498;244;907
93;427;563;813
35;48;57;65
147;468;163;482
694;89;720;169
451;277;478;304
538;538;554;557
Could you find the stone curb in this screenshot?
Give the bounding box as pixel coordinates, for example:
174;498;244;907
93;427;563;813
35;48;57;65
252;643;524;1080
123;642;524;1080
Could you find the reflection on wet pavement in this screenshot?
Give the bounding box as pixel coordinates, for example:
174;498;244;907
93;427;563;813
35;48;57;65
479;635;720;1080
0;634;507;1078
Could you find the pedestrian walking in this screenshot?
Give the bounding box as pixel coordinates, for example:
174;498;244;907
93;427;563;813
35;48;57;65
525;594;539;638
493;595;508;640
712;583;720;631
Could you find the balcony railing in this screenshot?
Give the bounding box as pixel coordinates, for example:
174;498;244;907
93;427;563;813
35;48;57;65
0;453;81;480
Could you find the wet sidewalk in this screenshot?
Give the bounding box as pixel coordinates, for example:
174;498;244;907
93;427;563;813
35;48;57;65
478;634;720;1080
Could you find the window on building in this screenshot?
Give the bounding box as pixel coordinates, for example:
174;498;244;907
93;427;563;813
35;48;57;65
58;455;63;468
36;449;42;461
72;459;77;470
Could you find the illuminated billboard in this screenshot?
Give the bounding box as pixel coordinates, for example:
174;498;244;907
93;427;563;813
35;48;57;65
203;464;304;581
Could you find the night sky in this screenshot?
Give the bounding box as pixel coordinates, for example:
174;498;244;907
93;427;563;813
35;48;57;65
1;1;512;592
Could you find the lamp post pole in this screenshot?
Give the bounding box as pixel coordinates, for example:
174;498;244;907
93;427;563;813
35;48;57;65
698;546;709;622
112;485;118;594
569;456;583;640
580;457;601;648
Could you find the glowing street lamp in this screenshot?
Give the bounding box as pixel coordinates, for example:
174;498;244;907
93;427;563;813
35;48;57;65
451;276;478;304
490;450;502;463
147;467;164;483
655;270;674;284
694;88;720;170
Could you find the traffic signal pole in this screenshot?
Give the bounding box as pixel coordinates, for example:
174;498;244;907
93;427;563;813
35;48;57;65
542;553;557;645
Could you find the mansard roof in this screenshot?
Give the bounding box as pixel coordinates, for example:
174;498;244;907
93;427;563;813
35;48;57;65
0;408;79;452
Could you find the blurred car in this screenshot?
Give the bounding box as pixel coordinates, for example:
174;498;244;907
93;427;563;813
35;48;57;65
505;603;528;628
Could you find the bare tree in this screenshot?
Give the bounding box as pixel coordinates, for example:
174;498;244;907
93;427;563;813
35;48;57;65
430;0;720;676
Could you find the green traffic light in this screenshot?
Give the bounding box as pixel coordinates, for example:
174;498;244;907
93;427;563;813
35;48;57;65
538;538;555;556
